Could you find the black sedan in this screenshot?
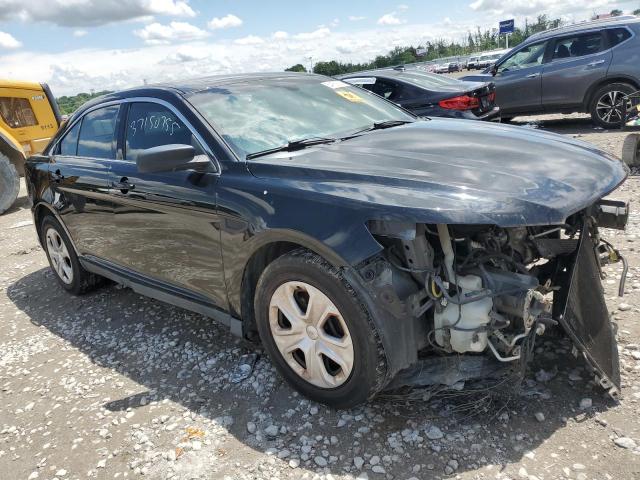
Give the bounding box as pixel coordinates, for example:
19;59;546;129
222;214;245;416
338;68;500;121
25;73;627;408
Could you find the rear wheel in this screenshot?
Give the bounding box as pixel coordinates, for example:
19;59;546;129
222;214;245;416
590;83;635;129
41;215;103;295
622;133;640;167
0;153;20;215
254;249;387;408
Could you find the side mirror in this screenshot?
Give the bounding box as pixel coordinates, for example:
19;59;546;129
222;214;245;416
490;64;498;76
136;144;211;174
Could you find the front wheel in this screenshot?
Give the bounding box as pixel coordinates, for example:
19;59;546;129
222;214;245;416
590;83;635;129
0;153;20;215
254;249;387;408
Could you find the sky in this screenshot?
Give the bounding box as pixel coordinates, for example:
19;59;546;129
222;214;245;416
0;0;637;95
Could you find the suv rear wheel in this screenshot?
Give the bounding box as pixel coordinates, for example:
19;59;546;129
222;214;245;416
590;83;635;129
254;249;387;408
0;153;20;215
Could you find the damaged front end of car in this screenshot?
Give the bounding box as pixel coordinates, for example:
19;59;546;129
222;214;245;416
360;199;629;398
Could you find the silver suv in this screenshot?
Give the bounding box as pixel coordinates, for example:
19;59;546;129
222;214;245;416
462;16;640;128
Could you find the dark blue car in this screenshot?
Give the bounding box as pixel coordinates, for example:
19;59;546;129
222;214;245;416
338;68;500;121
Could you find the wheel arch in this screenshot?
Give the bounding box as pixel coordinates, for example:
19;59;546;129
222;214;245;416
32;202;80;255
583;76;640;112
235;232;355;340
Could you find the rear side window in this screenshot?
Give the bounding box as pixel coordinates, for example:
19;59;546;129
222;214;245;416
124;102;202;162
0;97;37;128
370;79;399;100
59;122;80;156
552;33;604;60
607;28;632;47
77;106;119;159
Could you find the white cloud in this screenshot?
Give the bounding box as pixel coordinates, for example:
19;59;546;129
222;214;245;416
294;27;331;40
1;6;617;96
73;29;88;37
234;35;264;45
207;13;243;30
377;12;404;25
329;18;340;27
0;0;195;27
134;21;208;45
272;31;289;40
397;4;409;10
348;16;366;21
469;0;632;17
0;31;21;48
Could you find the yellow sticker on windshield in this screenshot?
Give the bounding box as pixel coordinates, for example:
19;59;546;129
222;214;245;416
336;90;364;103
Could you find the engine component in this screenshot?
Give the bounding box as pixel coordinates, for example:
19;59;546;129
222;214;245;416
434;224;493;353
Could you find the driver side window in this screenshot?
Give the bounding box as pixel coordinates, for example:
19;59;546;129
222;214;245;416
124;102;204;162
498;41;548;73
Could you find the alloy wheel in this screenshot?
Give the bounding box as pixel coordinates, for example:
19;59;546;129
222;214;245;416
595;90;628;125
268;281;354;388
45;227;74;284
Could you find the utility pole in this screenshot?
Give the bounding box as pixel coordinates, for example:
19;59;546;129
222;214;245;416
308;56;314;72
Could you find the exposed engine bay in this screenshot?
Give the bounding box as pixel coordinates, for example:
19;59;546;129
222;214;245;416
366;199;629;397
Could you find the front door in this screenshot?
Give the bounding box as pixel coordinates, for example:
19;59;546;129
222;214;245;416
107;101;227;309
493;40;549;114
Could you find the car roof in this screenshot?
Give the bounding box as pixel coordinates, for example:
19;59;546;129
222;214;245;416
70;72;327;118
339;68;439;79
146;71;323;94
527;15;640;42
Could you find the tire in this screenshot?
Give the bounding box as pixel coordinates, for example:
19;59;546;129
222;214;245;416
254;249;387;408
40;215;103;295
590;83;635;129
622;133;640;167
0;153;20;215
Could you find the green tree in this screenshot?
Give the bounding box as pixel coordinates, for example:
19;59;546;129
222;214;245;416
56;90;113;115
611;9;623;16
285;64;307;72
634;8;640;15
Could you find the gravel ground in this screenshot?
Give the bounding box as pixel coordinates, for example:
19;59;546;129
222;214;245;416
1;117;640;480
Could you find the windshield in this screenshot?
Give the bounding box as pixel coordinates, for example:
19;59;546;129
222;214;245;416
189;76;414;159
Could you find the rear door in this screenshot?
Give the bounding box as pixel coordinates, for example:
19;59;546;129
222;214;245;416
48;105;118;258
541;31;610;110
107;100;227;308
493;40;550;113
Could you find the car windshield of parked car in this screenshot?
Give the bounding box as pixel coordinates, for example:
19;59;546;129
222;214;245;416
498;41;547;72
189;77;414;159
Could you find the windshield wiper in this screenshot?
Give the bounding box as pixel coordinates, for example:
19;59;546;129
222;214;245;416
342;119;414;139
246;137;336;160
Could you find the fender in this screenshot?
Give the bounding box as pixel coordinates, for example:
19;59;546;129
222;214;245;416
223;225;383;318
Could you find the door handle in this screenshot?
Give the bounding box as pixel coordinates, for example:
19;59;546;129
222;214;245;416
111;178;135;192
526;73;540;78
587;59;606;67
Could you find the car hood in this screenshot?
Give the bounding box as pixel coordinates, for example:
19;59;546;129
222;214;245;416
247;119;627;226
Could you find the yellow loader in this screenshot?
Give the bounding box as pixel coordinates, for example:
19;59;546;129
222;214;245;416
0;80;61;214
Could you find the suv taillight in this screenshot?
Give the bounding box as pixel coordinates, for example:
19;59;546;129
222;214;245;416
439;95;480;110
